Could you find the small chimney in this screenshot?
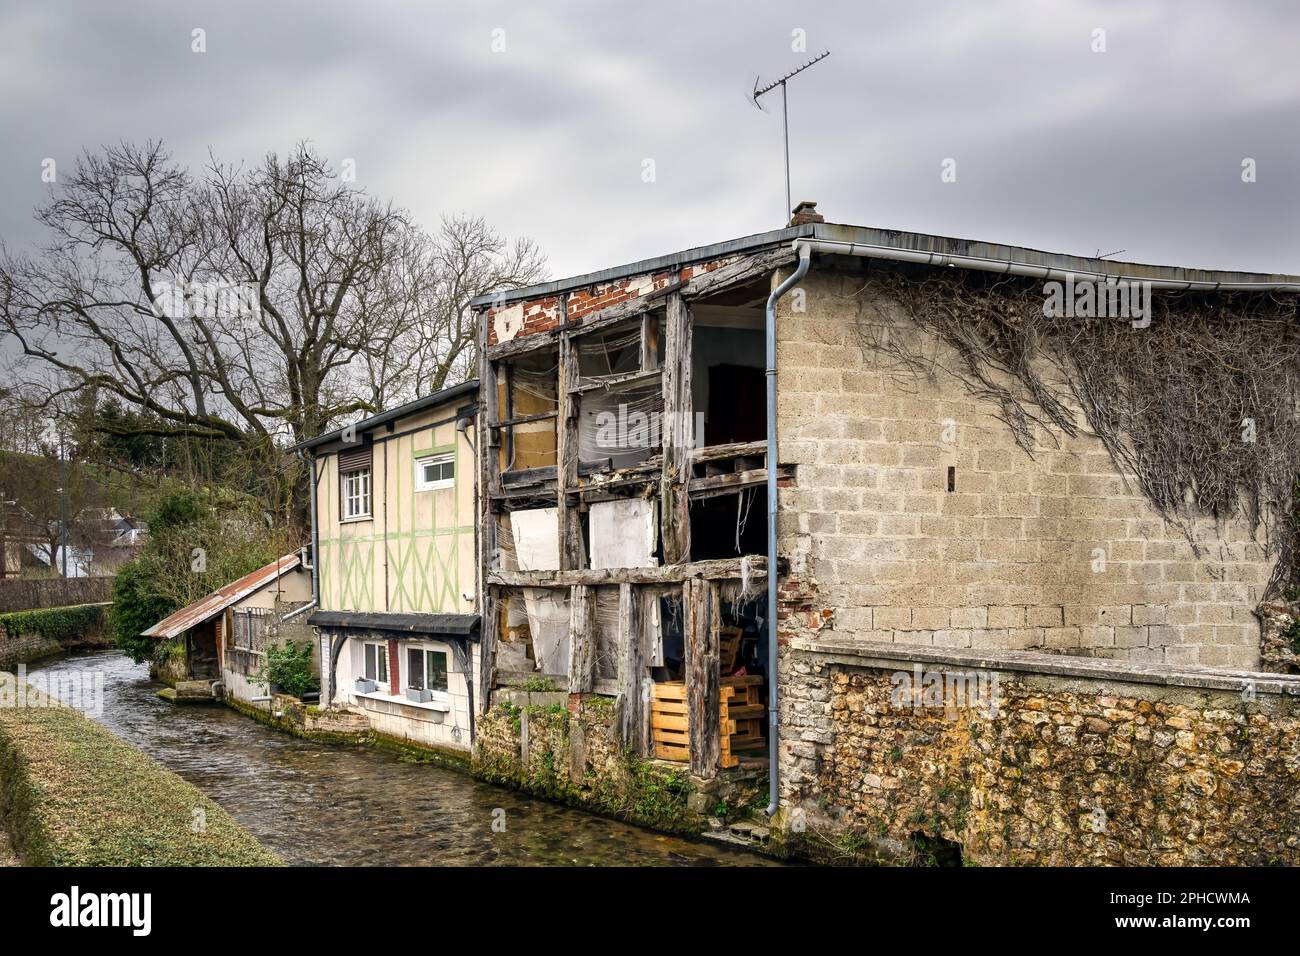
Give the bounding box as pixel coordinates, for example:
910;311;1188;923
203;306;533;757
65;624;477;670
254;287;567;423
789;200;824;226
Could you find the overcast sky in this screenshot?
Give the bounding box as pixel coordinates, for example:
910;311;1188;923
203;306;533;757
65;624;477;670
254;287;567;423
2;0;1298;280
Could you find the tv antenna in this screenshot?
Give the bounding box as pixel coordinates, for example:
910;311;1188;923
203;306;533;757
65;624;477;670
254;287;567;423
752;49;831;223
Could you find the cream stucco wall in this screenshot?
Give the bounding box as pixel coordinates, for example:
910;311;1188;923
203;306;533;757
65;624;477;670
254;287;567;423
334;635;479;751
315;403;477;616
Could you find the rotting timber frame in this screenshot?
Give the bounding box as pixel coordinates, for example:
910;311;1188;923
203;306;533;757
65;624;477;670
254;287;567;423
474;245;795;779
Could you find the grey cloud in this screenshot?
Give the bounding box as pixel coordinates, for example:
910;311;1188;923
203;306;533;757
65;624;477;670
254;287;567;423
0;0;1297;279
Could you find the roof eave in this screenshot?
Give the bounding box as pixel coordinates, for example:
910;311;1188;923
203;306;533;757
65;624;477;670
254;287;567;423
296;379;480;453
471;220;1300;312
469;223;817;310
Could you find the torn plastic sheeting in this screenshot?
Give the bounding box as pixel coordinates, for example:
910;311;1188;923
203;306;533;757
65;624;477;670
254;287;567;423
523;588;570;675
507;508;569;674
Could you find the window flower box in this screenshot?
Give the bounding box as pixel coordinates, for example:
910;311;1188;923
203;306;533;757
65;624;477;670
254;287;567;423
354;678;378;694
405;687;433;703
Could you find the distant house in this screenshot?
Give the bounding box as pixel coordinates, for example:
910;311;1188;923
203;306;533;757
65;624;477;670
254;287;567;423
141;554;313;702
10;509;147;578
296;380;481;753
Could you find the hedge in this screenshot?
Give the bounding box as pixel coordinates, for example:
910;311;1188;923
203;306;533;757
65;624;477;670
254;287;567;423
0;672;281;866
0;603;106;643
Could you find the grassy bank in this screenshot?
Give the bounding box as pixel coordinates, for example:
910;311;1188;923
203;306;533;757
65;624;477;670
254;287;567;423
0;673;280;866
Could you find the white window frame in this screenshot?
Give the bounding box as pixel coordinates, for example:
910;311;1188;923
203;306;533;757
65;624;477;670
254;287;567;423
414;453;455;492
406;644;450;698
362;641;389;688
342;467;372;520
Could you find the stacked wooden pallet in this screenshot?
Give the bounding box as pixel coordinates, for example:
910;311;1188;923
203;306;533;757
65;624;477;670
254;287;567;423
650;676;766;768
649;681;690;762
719;676;766;768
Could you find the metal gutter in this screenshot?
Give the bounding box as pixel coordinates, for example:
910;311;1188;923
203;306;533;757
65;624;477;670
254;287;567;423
282;451;321;625
763;241;811;818
473;220;1300;315
800;236;1300;292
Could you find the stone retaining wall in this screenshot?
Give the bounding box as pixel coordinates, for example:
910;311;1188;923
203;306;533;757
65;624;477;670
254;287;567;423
776;639;1300;865
472;692;767;838
0;577;113;614
0;604;111;668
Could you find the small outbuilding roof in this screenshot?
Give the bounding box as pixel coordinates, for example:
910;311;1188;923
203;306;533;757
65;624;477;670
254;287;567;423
141;553;304;640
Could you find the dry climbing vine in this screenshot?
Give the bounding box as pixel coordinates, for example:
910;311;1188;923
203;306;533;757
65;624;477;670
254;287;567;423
852;268;1300;596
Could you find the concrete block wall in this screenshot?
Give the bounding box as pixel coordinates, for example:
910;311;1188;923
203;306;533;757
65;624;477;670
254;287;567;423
775;266;1277;670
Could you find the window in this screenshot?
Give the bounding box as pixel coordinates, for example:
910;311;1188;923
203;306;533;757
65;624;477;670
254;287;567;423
407;647;449;694
338;443;373;520
414;453;455;491
343;467;371;519
363;642;388;684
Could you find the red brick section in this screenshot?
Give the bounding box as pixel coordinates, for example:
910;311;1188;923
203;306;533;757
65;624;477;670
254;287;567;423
483;255;740;347
388;639;401;693
778;574;834;643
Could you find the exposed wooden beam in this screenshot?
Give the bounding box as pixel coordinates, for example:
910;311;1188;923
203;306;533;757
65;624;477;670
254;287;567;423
615;582;646;754
682;246;796;300
659;291;692;564
685;578;720;778
490;410;559;429
572;367;662;395
486;556;768;588
478;586;501;716
486;327;560;362
567;584;596;694
556;296;585;571
690;439;767;464
687;465;794;499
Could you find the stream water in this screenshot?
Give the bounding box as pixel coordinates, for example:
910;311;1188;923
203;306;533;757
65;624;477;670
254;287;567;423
27;650;772;867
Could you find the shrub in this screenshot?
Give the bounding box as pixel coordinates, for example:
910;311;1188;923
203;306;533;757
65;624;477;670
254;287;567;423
0;604;105;643
257;640;318;698
110;561;174;664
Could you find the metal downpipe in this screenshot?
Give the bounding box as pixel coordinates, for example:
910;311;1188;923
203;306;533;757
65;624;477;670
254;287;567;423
764;240;811;817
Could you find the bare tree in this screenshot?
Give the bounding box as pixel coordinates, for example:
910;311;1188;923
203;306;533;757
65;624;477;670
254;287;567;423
0;141;546;453
0;441;112;577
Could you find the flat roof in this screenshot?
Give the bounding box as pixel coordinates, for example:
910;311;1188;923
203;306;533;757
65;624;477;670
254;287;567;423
308;609;480;640
471;221;1300;309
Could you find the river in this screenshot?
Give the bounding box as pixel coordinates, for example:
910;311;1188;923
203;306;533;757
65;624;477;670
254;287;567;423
27;649;772;866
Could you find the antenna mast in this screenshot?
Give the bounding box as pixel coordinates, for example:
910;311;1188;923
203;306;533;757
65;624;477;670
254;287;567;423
752;49;830;223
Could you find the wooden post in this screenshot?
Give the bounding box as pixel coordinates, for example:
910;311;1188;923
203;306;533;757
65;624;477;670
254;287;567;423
616;582;646;753
684;577;720;777
567;583;596;694
659;292;693;564
555;295;584;570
